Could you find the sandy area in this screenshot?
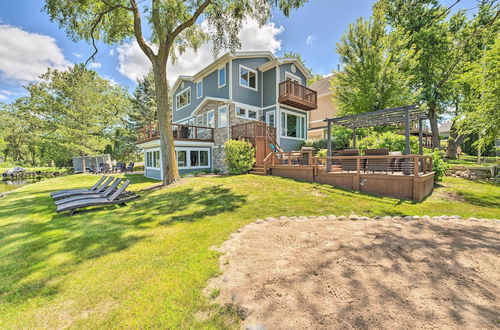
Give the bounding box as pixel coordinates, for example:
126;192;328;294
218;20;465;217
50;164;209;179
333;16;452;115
208;217;500;329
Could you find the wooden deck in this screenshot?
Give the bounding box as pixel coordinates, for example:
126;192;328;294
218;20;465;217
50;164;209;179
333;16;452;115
137;122;214;144
263;152;435;201
278;81;317;110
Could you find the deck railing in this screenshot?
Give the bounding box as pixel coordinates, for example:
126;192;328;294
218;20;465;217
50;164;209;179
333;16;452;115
278;80;317;110
231;121;276;141
137;122;214;143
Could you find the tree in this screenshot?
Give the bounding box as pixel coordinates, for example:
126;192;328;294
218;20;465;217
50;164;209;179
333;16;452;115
25;64;131;169
129;68;159;130
379;0;499;148
44;0;308;185
332;11;415;116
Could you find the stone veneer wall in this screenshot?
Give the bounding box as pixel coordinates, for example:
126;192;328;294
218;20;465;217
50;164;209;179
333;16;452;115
192;102;261;172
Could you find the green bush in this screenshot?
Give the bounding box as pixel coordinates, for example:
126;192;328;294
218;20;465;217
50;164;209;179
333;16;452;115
425;148;449;182
224;139;255;175
300;127;352;151
358;131;419;154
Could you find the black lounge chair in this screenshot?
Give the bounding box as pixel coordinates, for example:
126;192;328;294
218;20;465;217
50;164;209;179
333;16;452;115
365;149;390;172
52;177;115;200
339;149;359;172
56;180;139;216
54;178;122;206
50;176;107;198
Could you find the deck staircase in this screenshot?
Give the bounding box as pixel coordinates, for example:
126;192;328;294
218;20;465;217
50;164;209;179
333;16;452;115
249;164;267;175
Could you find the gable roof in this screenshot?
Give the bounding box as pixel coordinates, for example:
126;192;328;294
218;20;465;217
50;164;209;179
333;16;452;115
171;51;311;93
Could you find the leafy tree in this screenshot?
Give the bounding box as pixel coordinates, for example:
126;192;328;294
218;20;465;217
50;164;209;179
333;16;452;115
44;0;308;185
332;11;415;116
129;69;160;130
24;64;131;170
379;0;499;148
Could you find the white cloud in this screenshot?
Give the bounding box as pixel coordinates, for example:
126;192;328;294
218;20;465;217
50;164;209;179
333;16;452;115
109;49;115;56
73;53;82;58
0;94;7;100
89;62;102;69
117;18;284;83
0;24;70;83
306;35;314;46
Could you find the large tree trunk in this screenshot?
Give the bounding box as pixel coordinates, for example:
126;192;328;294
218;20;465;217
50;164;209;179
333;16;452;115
428;107;441;149
152;60;180;185
446;121;467;159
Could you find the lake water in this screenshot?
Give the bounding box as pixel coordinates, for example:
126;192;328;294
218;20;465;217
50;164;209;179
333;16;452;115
0;180;30;194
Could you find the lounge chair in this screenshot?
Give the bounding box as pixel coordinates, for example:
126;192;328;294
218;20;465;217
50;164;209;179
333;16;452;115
56;180;139;216
339;149;359;172
50;176;107;198
365;149;390;172
52;177;115;200
54;178;123;206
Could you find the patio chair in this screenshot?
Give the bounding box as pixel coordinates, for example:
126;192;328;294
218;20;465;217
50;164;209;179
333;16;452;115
56;180;139;216
52;177;115;200
365;149;390;173
50;176;106;198
388;151;403;173
103;163;111;173
125;162;135;173
339;149;359;172
54;178;123;206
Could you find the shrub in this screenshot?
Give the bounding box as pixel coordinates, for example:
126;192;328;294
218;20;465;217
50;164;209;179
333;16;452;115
224;139;255;175
300;127;352;151
358;131;419;154
425;148;449;182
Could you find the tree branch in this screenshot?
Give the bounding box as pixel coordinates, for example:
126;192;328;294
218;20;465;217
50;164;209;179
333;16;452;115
129;0;156;61
166;0;212;47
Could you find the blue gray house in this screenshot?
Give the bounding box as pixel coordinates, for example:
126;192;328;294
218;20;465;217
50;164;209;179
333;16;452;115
136;51;318;180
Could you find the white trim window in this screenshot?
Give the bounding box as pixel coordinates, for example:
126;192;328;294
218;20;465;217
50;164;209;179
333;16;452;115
196;81;203;99
218;66;226;88
285;71;302;84
235;107;259;121
281;110;306;139
239;65;257;90
176;147;210;169
207;110;215;128
175;87;191;110
266;111;276;128
196;114;205;126
218;106;228;128
145;149;161;169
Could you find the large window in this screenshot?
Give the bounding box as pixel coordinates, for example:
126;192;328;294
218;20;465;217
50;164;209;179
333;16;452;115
218;106;228;128
239;65;257;90
285;72;302;84
218;66;226;88
145;149;160;169
176;148;210;168
235;107;259;121
175;87;191;110
281;111;306;139
196;81;203;99
196;114;205;126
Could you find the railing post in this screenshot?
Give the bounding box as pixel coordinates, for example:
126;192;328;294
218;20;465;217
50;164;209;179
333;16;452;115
288;152;291;166
414;156;419;176
355;157;361;191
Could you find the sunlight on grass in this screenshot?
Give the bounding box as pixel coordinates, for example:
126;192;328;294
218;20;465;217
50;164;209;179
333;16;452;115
0;173;498;328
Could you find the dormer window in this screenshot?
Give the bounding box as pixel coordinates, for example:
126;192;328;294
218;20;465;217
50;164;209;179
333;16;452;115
239;65;257;90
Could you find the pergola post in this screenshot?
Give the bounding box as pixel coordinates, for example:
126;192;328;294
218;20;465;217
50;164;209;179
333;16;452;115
418;118;423;155
327;120;332;172
352;127;357;149
404;107;411;155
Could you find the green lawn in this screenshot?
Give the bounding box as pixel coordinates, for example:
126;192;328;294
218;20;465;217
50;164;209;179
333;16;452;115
0;174;499;328
445;154;498;167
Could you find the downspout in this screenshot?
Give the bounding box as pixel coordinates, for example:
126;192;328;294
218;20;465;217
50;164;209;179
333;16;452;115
276;62;281;146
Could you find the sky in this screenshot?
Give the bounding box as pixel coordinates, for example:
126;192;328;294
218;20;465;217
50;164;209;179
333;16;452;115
0;0;478;103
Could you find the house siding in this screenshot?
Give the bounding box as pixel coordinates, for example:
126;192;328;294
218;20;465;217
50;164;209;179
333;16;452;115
232;57;269;107
263;67;276;107
279;63;307;84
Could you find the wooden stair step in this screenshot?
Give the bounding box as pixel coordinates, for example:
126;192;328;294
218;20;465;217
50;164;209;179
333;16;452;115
249;170;266;175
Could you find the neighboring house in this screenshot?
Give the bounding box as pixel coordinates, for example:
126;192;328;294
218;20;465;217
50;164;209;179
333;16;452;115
439;121;452;138
307;76;337;139
136;51;316;180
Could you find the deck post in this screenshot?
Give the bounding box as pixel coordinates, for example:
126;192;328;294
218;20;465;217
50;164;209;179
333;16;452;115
418;118;423;155
352;127;357;148
327;120;332;172
355;157;361;191
404;107;410;155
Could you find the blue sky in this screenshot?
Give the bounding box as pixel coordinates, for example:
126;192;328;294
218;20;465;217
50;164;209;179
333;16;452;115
0;0;477;103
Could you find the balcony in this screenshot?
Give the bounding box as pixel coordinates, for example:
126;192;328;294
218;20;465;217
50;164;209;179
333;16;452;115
278;80;318;111
137;122;214;144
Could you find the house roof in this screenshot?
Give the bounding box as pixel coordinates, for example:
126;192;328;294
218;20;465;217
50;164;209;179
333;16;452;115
309;76;333;95
438;121;452;133
171;51;311;93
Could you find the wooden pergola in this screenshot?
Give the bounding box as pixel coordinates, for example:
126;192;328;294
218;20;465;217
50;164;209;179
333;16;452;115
323;104;429;156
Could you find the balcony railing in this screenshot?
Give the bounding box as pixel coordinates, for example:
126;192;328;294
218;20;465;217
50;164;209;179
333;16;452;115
137;122;214;144
231;121;276;140
278;80;317;110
